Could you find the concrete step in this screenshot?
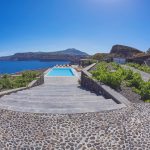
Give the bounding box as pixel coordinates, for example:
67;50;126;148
28;88;94;93
0;103;125;114
1;98;116;104
0;99;120;109
27;87;90;92
14;93;97;97
11;92;98;97
33;85;81;89
2;95;107;102
0;99;110;104
1;96;114;103
0;75;126;114
16;89;95;94
29;88;88;92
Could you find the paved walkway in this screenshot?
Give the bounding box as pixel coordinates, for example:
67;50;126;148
122;65;150;81
0;103;150;149
0;76;124;114
0;76;149;149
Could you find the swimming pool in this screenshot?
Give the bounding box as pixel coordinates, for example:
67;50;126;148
46;67;75;77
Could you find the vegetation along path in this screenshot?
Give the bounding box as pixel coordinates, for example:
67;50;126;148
0;75;149;149
122;65;150;81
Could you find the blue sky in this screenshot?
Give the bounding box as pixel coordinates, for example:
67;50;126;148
0;0;150;56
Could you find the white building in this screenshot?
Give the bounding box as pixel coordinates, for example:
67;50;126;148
113;58;126;64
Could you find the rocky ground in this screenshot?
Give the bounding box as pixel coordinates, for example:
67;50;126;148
0;103;150;150
119;84;143;103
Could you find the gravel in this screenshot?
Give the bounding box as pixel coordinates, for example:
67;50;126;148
118;83;143;103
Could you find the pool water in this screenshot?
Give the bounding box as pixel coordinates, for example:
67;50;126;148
47;68;75;76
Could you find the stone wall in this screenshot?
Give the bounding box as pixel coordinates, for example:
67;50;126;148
28;74;44;88
81;70;117;100
81;64;131;106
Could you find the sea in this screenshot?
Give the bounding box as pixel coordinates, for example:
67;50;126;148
0;60;70;74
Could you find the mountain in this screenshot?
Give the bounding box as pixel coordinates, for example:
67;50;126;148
110;45;142;58
49;48;88;56
0;48;89;63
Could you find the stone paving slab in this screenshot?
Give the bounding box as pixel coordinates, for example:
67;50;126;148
0;103;150;149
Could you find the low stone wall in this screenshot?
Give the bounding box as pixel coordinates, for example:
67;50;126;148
81;64;131;106
81;71;103;96
28;74;44;88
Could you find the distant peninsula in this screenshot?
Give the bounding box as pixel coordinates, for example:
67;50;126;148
0;48;89;63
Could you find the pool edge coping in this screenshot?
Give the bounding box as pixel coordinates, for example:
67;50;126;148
44;67;79;78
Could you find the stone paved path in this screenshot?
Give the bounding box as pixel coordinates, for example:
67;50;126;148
0;103;150;149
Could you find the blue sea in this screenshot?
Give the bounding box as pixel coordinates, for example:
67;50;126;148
0;60;70;74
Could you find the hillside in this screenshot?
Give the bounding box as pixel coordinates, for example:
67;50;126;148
0;48;89;63
50;48;88;56
110;45;142;58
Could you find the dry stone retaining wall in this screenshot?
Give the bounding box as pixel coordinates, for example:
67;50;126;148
81;63;131;106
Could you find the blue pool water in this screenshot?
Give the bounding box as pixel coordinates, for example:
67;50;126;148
47;68;74;76
0;60;70;74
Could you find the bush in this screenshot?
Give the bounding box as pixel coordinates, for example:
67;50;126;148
0;77;12;90
22;71;37;79
107;71;123;89
110;62;121;70
127;73;143;89
127;63;150;73
122;69;133;80
0;71;41;91
144;99;150;103
140;82;150;101
91;62;123;89
91;62;150;102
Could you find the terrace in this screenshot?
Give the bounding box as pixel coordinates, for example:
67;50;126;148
0;63;150;149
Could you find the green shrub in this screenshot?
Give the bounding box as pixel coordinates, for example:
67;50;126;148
140;82;150;101
144;99;150;103
139;65;150;73
0;71;41;91
91;62;123;89
122;69;134;80
22;71;37;79
0;78;12;89
91;62;150;101
132;87;141;95
127;73;143;89
108;71;123;89
127;63;150;73
110;62;121;70
91;62;150;102
127;63;140;68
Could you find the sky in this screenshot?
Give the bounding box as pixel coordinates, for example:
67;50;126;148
0;0;150;56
